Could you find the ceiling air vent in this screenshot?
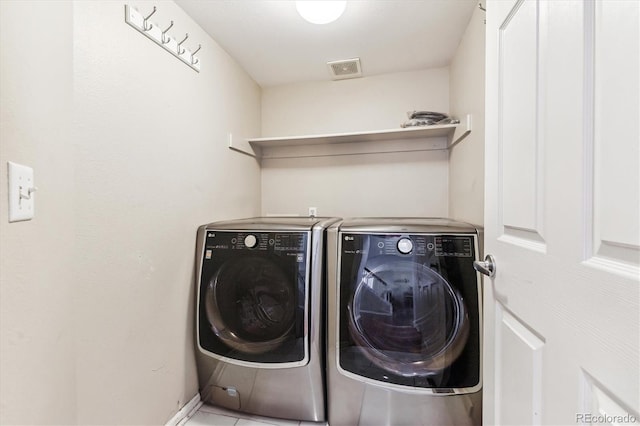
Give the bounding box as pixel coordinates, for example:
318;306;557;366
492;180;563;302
327;58;362;80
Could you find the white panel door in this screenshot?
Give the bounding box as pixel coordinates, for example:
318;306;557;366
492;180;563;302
484;1;639;425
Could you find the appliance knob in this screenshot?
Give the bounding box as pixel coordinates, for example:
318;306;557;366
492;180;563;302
397;237;413;254
244;234;258;248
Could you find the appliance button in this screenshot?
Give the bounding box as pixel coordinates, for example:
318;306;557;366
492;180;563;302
244;234;258;248
397;238;413;254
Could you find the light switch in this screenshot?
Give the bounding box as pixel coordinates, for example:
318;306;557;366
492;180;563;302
8;161;35;222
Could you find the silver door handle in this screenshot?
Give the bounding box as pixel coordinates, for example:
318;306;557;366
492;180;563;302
474;254;496;278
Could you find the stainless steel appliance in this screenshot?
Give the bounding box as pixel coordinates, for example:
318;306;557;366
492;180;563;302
195;217;339;422
327;218;483;426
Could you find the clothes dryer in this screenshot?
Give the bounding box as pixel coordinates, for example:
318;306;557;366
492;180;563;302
195;217;339;422
327;218;482;426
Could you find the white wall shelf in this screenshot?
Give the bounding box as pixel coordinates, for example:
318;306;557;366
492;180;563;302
249;123;455;147
233;114;472;158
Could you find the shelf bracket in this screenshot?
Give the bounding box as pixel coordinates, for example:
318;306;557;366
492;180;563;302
228;133;260;158
448;114;472;148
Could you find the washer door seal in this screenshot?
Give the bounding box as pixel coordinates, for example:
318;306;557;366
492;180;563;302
206;256;296;354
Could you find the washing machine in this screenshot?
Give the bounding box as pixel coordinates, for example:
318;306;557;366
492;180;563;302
195;217;339;422
326;218;482;426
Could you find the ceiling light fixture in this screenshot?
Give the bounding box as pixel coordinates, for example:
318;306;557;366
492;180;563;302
296;1;346;25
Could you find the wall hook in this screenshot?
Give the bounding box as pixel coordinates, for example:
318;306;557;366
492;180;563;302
143;6;157;31
191;44;201;64
161;20;174;44
177;33;189;55
124;4;201;72
478;2;486;24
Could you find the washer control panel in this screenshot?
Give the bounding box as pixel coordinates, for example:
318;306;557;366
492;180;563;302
204;230;307;253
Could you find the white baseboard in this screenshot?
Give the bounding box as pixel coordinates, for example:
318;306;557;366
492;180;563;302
165;393;202;426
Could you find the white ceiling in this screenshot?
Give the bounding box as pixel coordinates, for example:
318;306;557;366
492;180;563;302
175;0;478;87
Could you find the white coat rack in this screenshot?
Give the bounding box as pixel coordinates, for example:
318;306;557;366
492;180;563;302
124;4;201;72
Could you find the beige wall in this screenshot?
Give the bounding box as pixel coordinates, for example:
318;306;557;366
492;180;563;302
448;5;486;226
260;69;450;218
0;1;261;424
0;2;77;424
261;150;449;217
262;68;449;137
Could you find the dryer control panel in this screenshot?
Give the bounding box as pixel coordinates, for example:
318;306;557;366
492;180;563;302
434;236;473;257
343;234;473;258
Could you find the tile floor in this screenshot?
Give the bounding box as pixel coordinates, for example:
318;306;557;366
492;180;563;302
179;403;326;426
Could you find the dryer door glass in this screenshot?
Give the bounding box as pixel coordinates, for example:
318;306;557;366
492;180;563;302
349;260;468;376
338;233;481;389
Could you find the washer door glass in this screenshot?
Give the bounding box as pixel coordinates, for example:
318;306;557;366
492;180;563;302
206;256;296;354
348;260;469;376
